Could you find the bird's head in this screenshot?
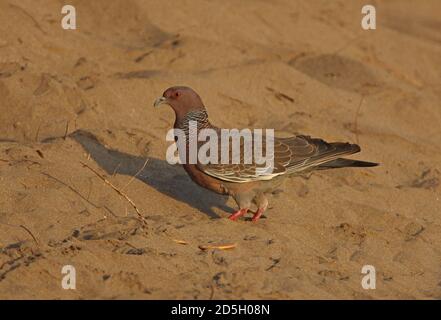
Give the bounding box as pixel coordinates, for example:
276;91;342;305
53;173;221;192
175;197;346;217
153;86;206;120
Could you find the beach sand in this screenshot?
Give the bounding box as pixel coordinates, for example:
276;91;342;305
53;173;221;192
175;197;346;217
0;0;440;299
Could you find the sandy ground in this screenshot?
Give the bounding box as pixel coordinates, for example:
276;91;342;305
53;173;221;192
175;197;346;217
1;0;441;299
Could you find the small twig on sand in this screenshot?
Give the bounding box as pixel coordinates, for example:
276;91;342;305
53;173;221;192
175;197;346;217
0;222;39;245
353;95;364;145
63;120;69;140
35;122;42;142
112;162;122;177
198;243;237;251
80;161;148;227
121;158;149;190
19;224;39;245
173;239;188;245
41;172;99;208
209;283;215;300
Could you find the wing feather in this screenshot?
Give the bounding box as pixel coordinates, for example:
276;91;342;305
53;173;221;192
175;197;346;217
196;134;360;182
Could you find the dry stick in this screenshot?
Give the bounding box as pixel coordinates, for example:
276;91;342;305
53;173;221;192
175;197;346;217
41;172;100;209
9;3;47;35
80;161;148;227
353;95;365;145
198;243;237;251
35;122;42;142
19;224;39;245
173;239;188;245
63;120;69;140
121;158;149;191
209;284;215;300
0;222;39;246
87;178;93;201
112;162;122;177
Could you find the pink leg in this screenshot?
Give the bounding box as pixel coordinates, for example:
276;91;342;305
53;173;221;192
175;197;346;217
251;208;265;222
228;208;248;221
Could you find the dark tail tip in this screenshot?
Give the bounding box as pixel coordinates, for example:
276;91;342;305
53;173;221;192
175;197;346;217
351;160;379;167
319;158;379;168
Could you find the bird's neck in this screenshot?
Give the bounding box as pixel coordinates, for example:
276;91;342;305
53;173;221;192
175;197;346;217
174;109;213;136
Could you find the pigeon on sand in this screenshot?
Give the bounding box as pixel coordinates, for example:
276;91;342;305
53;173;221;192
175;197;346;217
154;86;377;222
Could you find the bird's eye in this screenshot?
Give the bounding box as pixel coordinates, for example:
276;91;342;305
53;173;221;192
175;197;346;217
174;92;180;98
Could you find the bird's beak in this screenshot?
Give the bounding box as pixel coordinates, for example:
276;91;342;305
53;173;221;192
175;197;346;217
153;96;167;108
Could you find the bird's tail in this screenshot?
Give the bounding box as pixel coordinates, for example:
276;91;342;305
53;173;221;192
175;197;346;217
317;158;379;169
282;136;378;173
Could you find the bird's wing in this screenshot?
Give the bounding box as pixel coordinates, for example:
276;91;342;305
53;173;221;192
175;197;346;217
196;135;289;183
197;135;361;183
279;135;361;173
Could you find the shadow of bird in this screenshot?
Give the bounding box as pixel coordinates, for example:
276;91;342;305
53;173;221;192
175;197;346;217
70;129;230;218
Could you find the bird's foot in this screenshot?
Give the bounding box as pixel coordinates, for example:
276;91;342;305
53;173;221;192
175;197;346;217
228;208;248;221
251;208;265;222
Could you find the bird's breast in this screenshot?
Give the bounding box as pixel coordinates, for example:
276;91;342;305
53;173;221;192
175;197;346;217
182;164;227;195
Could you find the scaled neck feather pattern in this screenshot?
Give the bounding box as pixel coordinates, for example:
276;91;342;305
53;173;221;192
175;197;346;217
176;109;213;138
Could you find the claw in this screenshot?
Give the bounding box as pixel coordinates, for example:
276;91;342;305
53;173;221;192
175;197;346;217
228;208;248;221
251;208;265;222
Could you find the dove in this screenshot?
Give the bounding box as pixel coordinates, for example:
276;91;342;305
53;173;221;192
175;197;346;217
154;86;377;222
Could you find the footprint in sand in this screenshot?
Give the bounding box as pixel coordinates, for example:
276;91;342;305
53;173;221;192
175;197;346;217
289;54;380;95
